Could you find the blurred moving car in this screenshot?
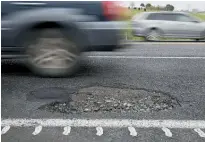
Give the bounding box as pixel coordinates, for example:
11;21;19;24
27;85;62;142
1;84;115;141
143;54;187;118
1;1;128;77
131;11;205;41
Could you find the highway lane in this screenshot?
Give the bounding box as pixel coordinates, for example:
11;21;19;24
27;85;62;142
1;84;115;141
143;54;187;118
1;43;205;142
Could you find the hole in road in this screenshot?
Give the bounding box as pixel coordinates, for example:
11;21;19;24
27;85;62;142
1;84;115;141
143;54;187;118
27;87;75;102
38;86;180;114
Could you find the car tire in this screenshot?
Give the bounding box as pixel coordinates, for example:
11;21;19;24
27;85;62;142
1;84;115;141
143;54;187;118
200;30;205;41
103;45;122;51
145;29;161;41
195;38;205;42
24;28;80;77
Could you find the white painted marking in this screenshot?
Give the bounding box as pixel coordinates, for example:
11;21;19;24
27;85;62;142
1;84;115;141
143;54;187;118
2;119;205;129
1;126;10;135
32;126;42;135
88;56;205;59
123;42;205;45
162;127;172;137
96;127;103;136
63;126;71;135
128;127;137;136
194;128;205;138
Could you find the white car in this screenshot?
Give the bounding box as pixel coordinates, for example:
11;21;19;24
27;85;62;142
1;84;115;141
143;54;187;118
131;11;205;41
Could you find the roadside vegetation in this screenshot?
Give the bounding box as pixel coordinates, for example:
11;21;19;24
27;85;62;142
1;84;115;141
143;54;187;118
192;13;205;21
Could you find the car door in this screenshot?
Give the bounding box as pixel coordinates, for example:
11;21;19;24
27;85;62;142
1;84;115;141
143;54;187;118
157;13;183;37
1;1;14;48
1;1;47;48
145;13;183;38
174;14;203;38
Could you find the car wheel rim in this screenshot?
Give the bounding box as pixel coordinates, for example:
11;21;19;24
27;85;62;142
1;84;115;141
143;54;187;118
27;36;78;69
146;31;160;41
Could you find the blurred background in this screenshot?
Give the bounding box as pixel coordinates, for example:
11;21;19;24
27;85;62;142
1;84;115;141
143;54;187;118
121;1;205;41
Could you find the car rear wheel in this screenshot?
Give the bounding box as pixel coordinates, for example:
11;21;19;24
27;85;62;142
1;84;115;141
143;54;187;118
145;29;161;41
24;28;80;77
195;38;205;41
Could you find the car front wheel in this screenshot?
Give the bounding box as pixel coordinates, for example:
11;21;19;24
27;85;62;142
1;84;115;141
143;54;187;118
24;28;80;77
145;29;161;41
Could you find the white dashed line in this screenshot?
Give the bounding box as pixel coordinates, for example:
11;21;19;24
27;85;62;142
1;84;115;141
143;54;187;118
162;127;172;137
32;125;42;135
88;56;205;59
63;126;71;135
96;127;103;136
2;119;205;128
1;119;205;139
194;128;205;138
128;127;137;137
1;126;10;135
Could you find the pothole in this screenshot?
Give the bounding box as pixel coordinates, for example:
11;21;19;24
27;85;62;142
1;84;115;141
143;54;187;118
27;87;75;102
39;86;180;113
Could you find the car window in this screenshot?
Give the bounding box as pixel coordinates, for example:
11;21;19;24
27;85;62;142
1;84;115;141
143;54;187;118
146;13;176;21
146;13;162;20
163;14;177;21
175;14;194;22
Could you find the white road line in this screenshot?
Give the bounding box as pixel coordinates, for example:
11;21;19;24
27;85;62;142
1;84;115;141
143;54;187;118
194;128;205;138
1;126;10;135
2;119;205;129
63;126;71;135
96;127;103;136
88;56;205;59
32;125;42;135
128;127;137;137
123;42;205;45
162;127;172;137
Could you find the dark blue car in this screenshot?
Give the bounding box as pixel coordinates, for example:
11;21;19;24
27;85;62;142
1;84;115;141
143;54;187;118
1;1;126;77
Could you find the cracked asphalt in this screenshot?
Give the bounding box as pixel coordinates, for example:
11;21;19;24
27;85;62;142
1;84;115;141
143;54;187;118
1;43;205;142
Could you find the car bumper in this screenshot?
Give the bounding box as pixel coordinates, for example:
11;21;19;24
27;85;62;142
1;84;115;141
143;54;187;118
132;27;146;37
78;21;128;51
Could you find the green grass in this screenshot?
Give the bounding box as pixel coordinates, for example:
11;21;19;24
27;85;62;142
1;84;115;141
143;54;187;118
192;13;205;21
125;10;205;41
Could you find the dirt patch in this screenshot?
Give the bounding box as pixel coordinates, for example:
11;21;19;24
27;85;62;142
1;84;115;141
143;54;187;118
39;86;180;113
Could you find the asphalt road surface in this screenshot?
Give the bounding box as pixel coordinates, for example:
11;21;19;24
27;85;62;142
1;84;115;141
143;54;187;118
1;43;205;142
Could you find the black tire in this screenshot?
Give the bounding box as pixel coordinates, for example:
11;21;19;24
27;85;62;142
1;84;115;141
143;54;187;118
195;38;205;42
102;45;121;51
197;31;205;41
90;45;121;52
145;29;161;41
24;28;80;77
